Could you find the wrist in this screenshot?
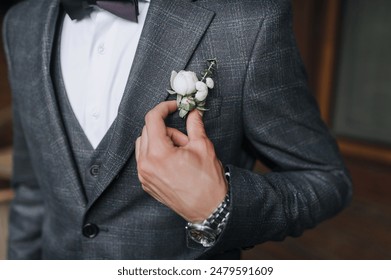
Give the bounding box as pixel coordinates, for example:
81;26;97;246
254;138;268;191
187;167;229;223
185;172;231;247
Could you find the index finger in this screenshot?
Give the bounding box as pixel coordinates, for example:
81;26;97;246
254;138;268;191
144;100;178;141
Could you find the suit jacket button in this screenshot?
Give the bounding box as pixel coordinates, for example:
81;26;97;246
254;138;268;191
90;165;100;177
83;223;99;238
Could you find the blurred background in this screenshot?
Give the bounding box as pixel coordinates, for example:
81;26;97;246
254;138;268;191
0;0;390;260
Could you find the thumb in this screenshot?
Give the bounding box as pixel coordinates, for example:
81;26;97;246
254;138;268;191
186;109;207;140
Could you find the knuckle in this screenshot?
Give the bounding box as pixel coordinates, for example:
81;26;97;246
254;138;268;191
145;111;155;124
196;138;214;151
205;139;214;150
148;148;166;161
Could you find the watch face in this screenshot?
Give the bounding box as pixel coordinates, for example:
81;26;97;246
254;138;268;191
189;228;216;247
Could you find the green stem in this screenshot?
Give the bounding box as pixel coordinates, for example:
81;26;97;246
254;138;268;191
201;60;216;82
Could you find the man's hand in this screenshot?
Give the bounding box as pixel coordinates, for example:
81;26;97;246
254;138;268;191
135;101;228;223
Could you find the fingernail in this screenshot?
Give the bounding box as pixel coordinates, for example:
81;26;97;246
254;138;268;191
198;110;204;117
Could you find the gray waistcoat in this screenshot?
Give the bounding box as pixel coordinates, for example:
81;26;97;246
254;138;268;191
52;31;113;202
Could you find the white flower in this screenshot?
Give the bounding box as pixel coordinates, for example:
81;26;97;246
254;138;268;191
170;70;198;96
195;90;208;101
196;81;208;92
168;59;217;118
206;77;214;89
195;81;208;101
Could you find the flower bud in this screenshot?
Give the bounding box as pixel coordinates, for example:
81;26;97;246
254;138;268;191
195;90;208;102
206;77;214;89
196;81;208;92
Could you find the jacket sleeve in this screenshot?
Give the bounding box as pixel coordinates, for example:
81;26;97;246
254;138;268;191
211;2;352;253
3;10;44;260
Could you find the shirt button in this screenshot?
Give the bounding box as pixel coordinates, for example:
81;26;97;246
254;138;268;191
82;223;100;238
97;43;105;54
91;108;100;119
90;165;100;177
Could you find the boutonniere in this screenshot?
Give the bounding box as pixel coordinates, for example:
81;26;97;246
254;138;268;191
167;59;217;118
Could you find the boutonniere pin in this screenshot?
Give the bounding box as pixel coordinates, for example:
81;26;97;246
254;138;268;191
167;59;217;118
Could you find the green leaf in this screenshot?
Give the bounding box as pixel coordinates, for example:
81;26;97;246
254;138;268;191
179;109;188;118
188;99;196;106
181;103;190;111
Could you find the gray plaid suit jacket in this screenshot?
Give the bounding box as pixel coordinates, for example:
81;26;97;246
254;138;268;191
3;0;352;259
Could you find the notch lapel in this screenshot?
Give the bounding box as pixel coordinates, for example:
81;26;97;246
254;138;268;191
40;0;88;207
89;0;215;206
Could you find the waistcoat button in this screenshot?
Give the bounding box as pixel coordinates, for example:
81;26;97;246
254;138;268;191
90;165;100;177
82;223;100;238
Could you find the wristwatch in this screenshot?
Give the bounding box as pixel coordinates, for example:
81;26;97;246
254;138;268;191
186;174;231;247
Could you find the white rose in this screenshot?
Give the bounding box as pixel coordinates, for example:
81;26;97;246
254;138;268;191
206;77;214;89
170;70;198;96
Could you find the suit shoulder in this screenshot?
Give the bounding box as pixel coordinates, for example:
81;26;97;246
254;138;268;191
3;0;55;53
3;0;56;74
200;0;291;20
238;0;291;17
4;0;49;18
4;0;53;34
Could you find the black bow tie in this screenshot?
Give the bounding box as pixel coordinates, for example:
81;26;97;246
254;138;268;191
61;0;140;22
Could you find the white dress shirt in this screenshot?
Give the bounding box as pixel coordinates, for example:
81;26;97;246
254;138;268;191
60;2;150;149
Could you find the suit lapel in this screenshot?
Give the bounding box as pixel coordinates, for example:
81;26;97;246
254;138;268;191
40;0;88;207
89;0;215;206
